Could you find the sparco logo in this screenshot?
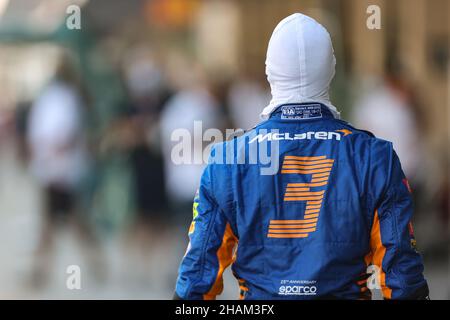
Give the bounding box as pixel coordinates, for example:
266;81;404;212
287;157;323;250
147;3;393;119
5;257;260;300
278;285;317;296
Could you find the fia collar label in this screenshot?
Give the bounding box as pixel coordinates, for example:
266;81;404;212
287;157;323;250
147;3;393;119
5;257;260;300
280;104;323;120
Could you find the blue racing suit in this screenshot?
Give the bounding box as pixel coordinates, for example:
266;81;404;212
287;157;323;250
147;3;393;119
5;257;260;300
175;103;428;300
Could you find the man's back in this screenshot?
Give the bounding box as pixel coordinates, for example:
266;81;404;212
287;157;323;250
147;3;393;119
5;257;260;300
174;13;428;300
175;103;428;300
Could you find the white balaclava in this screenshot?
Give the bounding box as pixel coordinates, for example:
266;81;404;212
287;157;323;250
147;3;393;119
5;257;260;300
261;13;340;120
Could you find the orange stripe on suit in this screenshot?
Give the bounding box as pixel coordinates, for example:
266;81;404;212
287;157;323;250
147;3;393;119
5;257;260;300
269;223;316;229
281;169;331;174
284;156;326;160
282;159;335;165
270;219;318;224
282;164;334;170
367;210;392;299
203;223;238;300
268;233;309;238
268;228;316;234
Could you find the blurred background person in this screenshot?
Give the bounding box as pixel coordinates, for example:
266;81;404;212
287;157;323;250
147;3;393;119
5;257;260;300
160;55;225;227
112;46;172;289
352;59;425;184
26;55;103;288
227;74;270;130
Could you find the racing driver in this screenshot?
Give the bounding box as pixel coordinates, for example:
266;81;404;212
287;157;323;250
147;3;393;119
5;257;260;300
174;13;429;300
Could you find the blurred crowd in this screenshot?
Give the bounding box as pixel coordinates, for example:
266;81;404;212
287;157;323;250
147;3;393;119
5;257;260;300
0;0;448;299
0;44;274;298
